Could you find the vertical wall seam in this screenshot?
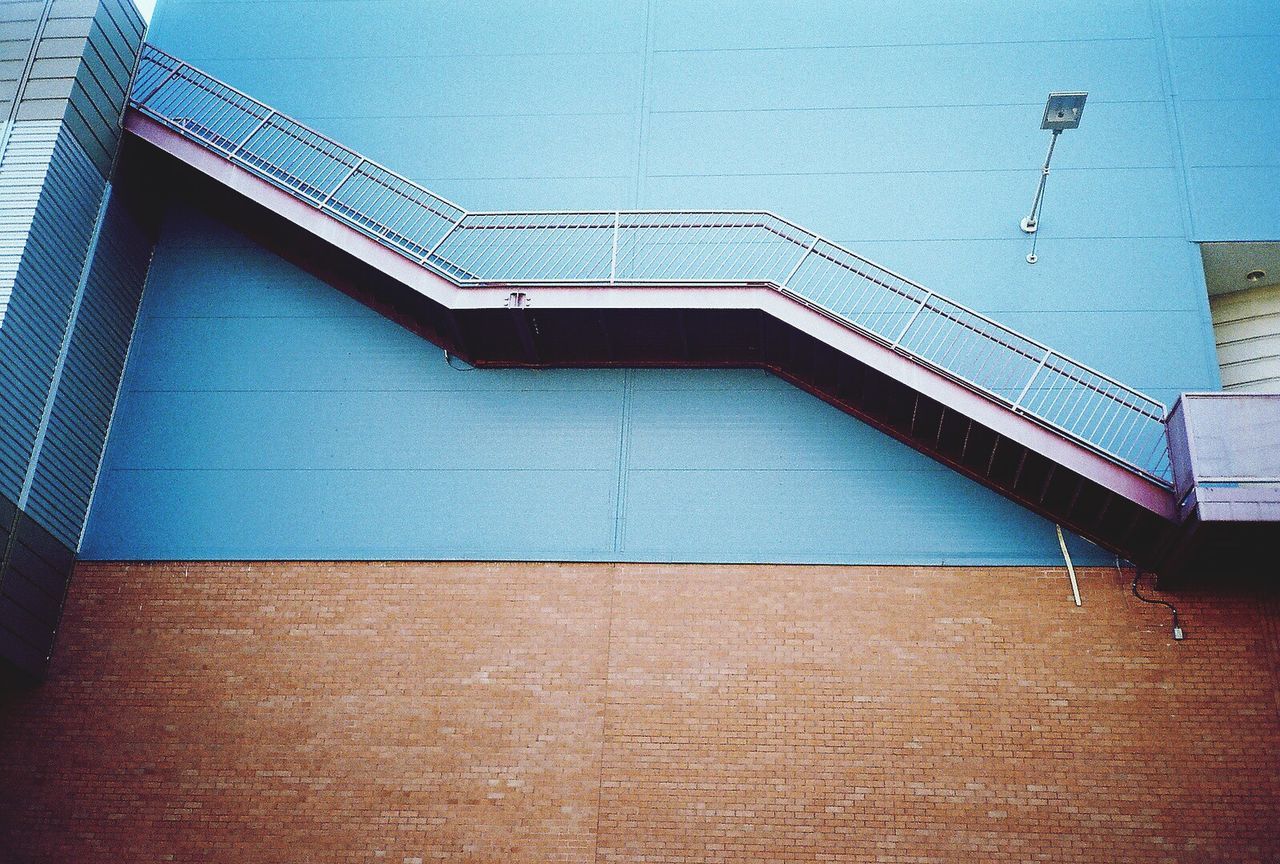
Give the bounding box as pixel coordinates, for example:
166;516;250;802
612;0;655;558
0;501;21;602
629;0;655;208
1148;0;1221;390
16;188;113;513
611;370;634;555
1149;0;1199;239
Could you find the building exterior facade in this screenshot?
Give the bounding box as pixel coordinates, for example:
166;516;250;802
81;1;1235;566
0;0;1278;859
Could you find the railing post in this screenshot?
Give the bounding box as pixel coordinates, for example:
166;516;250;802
890;292;931;350
320;158;365;208
133;61;185;106
420;215;465;265
610;211;620;283
1012;348;1053;410
232;110;275;155
779;234;820;290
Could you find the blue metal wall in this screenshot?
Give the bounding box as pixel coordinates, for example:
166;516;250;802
81;0;1280;564
1161;3;1280;240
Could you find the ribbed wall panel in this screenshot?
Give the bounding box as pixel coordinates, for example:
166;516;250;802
0;492;76;678
0;6;44;114
61;0;142;177
0;0;145;678
1211;283;1280;393
0;120;59;325
0;118;61;499
0;122;101;504
14;0;144;547
27;188;149;547
4;0;140;180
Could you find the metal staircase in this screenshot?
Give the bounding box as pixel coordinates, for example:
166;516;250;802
123;44;1192;572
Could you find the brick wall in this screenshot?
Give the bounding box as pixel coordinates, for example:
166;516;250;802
0;561;1276;862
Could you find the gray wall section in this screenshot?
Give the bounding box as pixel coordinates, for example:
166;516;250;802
0;2;46;117
27;188;151;547
0;0;146;680
0;174;150;682
0;121;101;503
66;0;144;176
0;119;62;484
15;0;144;177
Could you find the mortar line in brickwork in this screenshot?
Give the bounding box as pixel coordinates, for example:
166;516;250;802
591;562;619;863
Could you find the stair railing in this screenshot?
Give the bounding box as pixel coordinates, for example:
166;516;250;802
128;43;1174;485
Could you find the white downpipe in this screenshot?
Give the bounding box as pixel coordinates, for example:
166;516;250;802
1055;524;1082;607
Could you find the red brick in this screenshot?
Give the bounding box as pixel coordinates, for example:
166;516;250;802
0;561;1276;862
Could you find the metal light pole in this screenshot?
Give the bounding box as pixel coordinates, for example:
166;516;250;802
1021;92;1087;264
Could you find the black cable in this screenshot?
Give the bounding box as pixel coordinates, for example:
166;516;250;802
1119;557;1183;640
443;349;475;371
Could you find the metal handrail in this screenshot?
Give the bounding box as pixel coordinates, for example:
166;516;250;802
127;43;1174;485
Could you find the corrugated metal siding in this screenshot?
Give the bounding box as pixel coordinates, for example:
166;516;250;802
0;0;57;334
0;119;59;327
0;3;47;121
0;0;146;677
1211;283;1280;393
14;14;86;121
62;0;143;177
0;494;76;677
0;0;143;534
3;0;141;181
0;120;96;501
0;127;101;485
16;0;145;548
26;187;150;547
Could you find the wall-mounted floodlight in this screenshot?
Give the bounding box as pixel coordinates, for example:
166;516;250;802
1021;92;1087;264
1040;92;1087;131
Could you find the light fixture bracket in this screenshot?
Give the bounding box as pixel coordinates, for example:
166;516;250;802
1021;92;1089;260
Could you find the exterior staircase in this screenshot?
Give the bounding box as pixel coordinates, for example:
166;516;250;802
121;45;1280;579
